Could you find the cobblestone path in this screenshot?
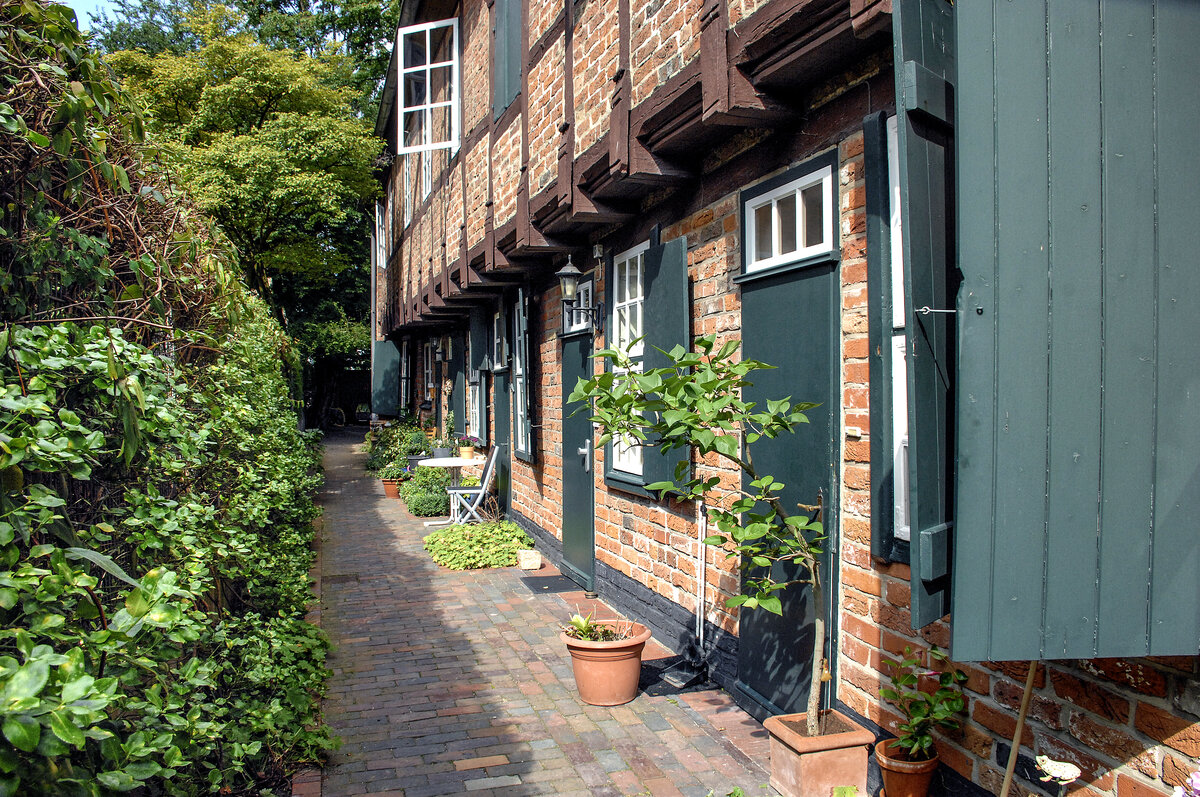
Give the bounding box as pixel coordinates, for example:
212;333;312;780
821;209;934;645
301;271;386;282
311;430;779;797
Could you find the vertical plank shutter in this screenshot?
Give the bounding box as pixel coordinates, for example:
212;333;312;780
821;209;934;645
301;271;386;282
450;333;466;436
892;0;956;630
642;237;689;487
371;340;400;417
953;0;1200;661
469;309;489;445
493;0;520;116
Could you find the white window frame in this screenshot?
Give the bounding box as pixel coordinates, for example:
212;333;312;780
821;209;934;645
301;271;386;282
610;243;648;476
492;310;507;368
513;291;531;457
375;202;387;269
743;164;834;274
399;340;410;411
396;19;461;156
424;340;435;399
402;154;413;227
886;114;911;541
562;279;594;334
421;151;432;201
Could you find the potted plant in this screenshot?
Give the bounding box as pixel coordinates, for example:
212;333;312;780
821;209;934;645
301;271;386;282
570;335;871;797
458;435;481;459
875;646;968;797
561;612;652;706
402;430;429;469
376;460;410;498
431;437;453;458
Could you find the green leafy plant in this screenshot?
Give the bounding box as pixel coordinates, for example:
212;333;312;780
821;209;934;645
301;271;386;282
401;431;429;457
879;646;968;761
422;521;533;570
562;612;635;642
568;334;827;733
376;461;410;480
403;491;450;518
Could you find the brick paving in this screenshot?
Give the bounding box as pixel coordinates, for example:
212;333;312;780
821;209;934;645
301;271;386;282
308;430;779;797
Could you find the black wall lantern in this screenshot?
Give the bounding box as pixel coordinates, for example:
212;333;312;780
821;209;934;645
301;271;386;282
555;255;604;335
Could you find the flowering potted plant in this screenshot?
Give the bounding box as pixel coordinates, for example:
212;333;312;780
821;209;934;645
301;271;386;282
561;612;652;706
458;436;481;459
875;645;968;797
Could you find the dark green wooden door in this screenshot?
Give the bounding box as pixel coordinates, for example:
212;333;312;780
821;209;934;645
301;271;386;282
953;0;1200;660
735;262;838;720
560;332;595;592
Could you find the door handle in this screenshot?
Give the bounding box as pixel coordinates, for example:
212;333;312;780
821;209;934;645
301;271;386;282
577;441;591;472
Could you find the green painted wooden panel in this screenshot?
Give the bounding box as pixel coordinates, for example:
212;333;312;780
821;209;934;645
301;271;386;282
892;0;955;630
450;333;466;436
492;0;520;117
371;340;400;416
561;333;595;592
954;0;1200;660
949;0;996;659
469;309;489;446
986;0;1051;662
1042;0;1103;658
641;237;689;488
1150;0;1200;654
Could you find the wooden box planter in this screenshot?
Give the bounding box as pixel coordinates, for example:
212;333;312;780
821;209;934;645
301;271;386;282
763;709;874;797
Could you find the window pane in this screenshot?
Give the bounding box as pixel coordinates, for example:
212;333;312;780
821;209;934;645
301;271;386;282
431;105;451;143
754;203;773;261
430;66;452;102
403;35;427;67
802;183;824;248
777;192;797;254
616;307;628;348
429;23;454;59
616;261;628;303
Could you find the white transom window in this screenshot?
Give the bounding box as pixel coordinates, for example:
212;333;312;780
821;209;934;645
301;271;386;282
743;163;834;273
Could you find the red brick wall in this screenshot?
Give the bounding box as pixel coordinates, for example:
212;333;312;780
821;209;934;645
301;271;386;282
490;119;521;227
528;34;565;197
631;0;703;106
464;140;489;250
462;0;490;135
573;0;619;157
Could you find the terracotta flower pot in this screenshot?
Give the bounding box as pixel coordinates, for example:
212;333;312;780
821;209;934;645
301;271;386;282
874;739;939;797
458;446;476;459
561;623;652;706
381;478;401;498
763;709;874;797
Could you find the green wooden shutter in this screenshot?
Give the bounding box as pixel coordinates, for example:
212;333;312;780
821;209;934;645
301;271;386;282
892;0;956;630
450;333;466;436
469;309;489;445
953;0;1200;661
492;0;520;117
371;340;400;417
864;112;906;565
642;237;689;488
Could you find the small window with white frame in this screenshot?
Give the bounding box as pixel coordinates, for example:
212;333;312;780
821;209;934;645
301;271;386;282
424;340;435;399
742;156;835;275
492;309;507;369
562;279;594;334
609;243;648;476
396;19;460;156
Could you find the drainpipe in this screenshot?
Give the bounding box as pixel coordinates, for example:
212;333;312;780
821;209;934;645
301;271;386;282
696;499;707;649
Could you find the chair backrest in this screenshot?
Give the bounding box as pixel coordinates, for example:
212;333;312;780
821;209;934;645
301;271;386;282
466;446;500;509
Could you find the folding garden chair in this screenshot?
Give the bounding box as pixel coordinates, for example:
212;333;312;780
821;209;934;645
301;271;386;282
446;446;499;524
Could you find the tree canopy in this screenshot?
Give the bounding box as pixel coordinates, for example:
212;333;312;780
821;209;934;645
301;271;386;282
105;7;382;321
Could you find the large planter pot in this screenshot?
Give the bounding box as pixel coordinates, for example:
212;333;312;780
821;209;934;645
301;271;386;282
432;446;452;457
406;454;426;470
874;739;939;797
561;623;652;706
381;478;401;498
763;709;874;797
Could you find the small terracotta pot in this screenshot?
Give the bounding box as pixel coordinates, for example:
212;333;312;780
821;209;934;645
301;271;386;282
874;739;939;797
763;709;874;797
561;623;652;706
381;478;401;498
458;446;476;459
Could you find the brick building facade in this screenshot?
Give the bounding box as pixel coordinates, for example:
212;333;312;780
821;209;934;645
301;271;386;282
368;1;1200;795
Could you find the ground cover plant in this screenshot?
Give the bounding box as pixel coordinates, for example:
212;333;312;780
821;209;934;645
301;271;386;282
398;466;450;517
423;521;533;570
0;2;332;792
